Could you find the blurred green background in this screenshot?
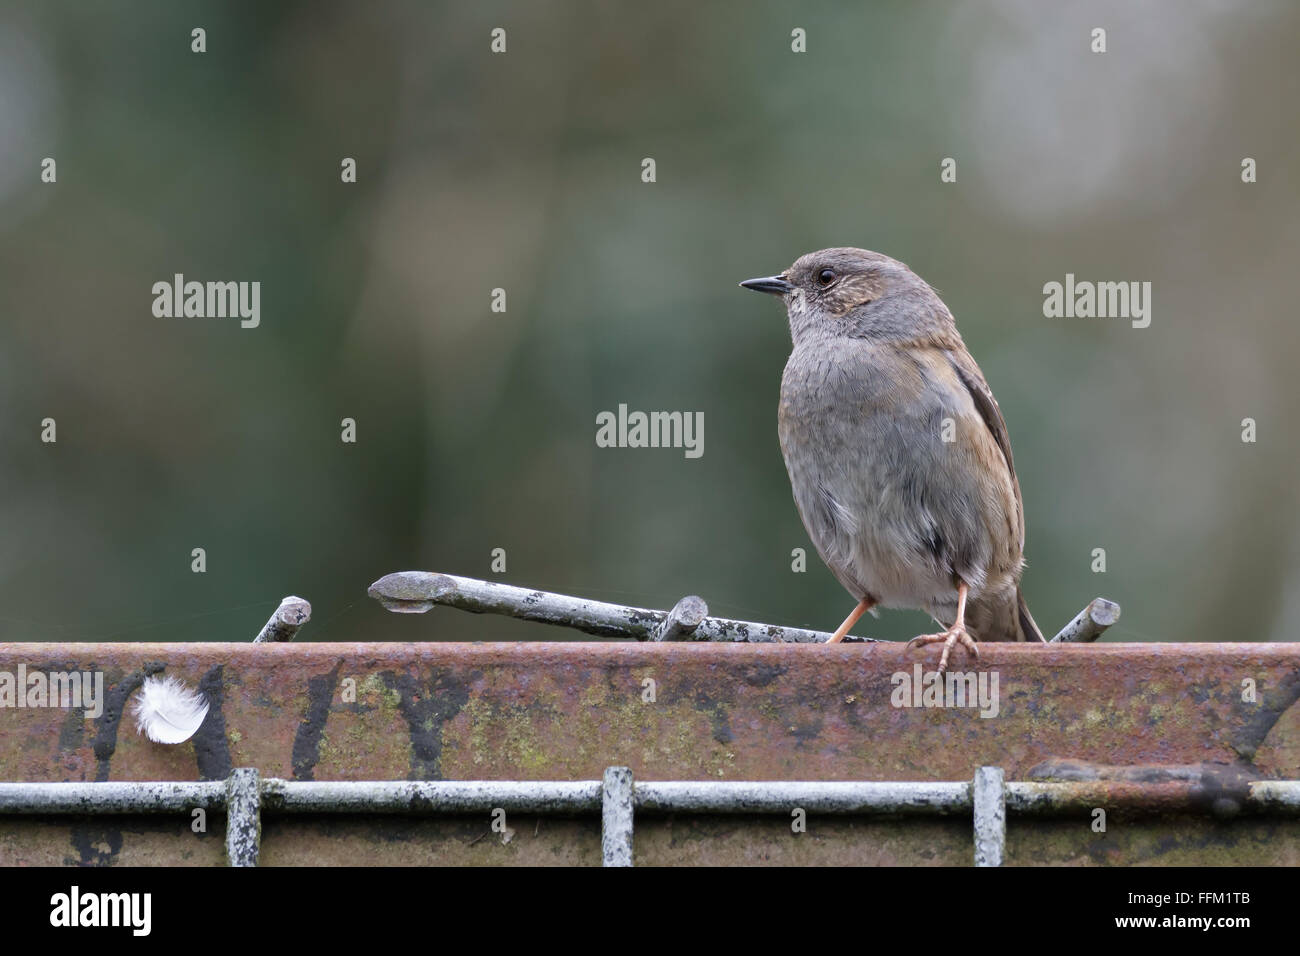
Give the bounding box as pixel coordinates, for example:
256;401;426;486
2;1;1297;645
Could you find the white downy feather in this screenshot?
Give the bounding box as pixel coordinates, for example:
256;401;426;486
131;676;210;744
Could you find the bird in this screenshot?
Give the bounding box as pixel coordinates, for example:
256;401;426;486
741;247;1045;672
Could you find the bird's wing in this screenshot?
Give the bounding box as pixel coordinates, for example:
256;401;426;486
944;348;1024;554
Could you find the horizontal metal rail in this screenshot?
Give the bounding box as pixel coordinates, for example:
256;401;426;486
261;780;603;813
633;781;972;813
2;769;1297;866
0;781;227;812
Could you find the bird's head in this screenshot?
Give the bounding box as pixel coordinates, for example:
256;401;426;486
740;247;953;346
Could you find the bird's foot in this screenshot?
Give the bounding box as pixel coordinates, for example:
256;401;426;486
906;623;978;674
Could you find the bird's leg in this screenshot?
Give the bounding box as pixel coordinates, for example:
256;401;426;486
906;582;978;673
826;598;875;644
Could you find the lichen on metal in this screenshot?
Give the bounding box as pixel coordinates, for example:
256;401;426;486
0;781;224;813
261;779;601;814
225;767;261;867
973;766;1006;866
601;767;634;867
633;781;971;814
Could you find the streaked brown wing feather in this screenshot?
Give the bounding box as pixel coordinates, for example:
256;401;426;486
944;348;1024;554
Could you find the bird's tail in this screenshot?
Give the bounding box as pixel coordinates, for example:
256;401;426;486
1016;588;1046;643
967;587;1046;643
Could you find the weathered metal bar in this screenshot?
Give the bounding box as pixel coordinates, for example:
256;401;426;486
0;781;226;813
633;780;973;814
368;570;1118;645
601;767;635;867
973;766;1005;866
253;596;312;643
1005;780;1300;815
259;779;602;813
654;596;709;642
1050;598;1121;643
367;570;879;643
225;768;261;867
1251;781;1300;810
0;778;1297;819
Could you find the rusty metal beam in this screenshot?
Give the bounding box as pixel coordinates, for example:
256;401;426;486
1;642;1296;788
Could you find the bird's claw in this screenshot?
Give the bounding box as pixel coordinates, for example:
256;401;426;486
906;624;978;674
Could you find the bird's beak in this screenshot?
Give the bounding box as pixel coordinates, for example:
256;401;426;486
739;274;794;296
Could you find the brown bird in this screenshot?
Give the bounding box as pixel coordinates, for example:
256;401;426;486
741;248;1044;672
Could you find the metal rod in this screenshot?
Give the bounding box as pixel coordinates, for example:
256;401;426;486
654;596;709;642
225;768;260;867
1005;780;1293;815
259;779;602;813
634;780;972;814
253;596;312;643
1251;781;1300;809
367;571;880;643
0;781;225;813
1050;598;1121;643
601;767;635;867
1;776;1296;818
973;766;1005;867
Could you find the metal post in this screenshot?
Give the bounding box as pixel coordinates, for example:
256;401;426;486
226;768;261;867
973;766;1006;867
601;766;634;867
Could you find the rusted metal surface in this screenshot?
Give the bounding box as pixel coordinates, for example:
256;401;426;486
1;641;1293;783
0;641;1297;864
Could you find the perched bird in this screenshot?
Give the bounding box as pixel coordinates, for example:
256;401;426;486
741;248;1044;672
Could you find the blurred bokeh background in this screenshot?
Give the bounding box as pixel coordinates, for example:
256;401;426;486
1;0;1297;645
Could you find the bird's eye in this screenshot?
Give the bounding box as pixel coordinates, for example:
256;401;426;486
817;268;836;286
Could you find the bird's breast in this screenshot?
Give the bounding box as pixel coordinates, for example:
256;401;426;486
777;340;1020;613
